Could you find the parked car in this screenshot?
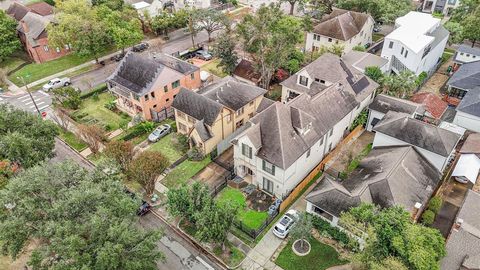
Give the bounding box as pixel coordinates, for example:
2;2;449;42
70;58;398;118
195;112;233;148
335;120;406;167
195;50;213;61
364;43;371;49
148;124;171;142
42;77;71;91
132;42;149;52
373;25;381;32
273;209;299;239
125;189;152;216
111;52;126;62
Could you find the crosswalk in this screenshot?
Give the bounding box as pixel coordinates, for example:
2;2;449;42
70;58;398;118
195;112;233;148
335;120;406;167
8;90;52;113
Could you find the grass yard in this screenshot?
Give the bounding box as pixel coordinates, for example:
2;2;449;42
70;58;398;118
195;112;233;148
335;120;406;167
58;130;88;152
216;187;269;230
201;59;228;78
149;133;184;163
161;156;211;188
275;239;347;270
372;33;384;42
72;92;130;131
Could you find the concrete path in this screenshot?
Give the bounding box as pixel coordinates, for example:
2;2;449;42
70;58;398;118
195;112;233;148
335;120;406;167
241;229;284;270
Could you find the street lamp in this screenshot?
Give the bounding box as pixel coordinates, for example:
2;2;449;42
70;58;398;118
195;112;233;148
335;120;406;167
17;75;41;116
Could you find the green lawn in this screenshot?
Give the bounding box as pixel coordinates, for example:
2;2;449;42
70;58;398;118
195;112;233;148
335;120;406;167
216;187;269;230
149;133;184;163
72;92;130;131
372;33;384;42
58;130;88;152
201;59;228;78
161;156;211;188
275;239;347;270
213;242;246;267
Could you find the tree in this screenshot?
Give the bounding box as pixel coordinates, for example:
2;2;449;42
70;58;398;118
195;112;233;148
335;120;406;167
336;0;412;23
290;212;313;249
99;6;143;53
104;140;135;171
0;161;163;268
152;10;189;38
462;7;480;46
52;86;82;109
0;10;20;61
421;209;435;225
91;0;124;10
308;0;336;13
0;104;58;168
364;66;383;83
48;0;111;63
192;8;229;42
127;151;169;196
167;182;211;224
280;0;307;15
78;124;106;154
212;33;238;75
237;4;303;89
195;201;238;249
381;70;417;98
444;21;464;45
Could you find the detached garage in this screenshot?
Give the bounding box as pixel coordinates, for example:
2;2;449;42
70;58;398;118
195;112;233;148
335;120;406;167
452;154;480;184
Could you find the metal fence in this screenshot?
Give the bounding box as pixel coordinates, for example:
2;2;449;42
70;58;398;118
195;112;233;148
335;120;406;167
233;211;279;240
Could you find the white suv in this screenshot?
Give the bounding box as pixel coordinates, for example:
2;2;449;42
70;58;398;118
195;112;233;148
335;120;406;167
272;210;299;239
42;77;71;91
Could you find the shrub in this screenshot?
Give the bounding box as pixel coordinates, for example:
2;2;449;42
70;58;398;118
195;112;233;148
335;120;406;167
80;84;107;99
428;196;443;214
170;121;177;132
92;92;99;101
310;214;359;250
104;100;116;111
421;210;435;226
137;121;155;133
187;147;204;161
353;45;366;52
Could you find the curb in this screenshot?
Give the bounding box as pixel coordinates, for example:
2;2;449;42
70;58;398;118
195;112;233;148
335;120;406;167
55;136;96;170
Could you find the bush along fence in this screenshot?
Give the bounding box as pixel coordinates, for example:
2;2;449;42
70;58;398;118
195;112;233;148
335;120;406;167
310;214;361;252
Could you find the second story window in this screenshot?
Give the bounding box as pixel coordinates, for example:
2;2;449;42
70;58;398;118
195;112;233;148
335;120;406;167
177;111;186;119
389;41;394;49
151;92;155;98
328;38;333;42
172;80;180;89
144;94;149;101
236;107;244;116
401;47;404;55
226;114;231;122
299;76;308;86
404;50;408;58
164;86;168;93
262;160;275;175
306;149;311;158
191;73;195;80
242;143;252;158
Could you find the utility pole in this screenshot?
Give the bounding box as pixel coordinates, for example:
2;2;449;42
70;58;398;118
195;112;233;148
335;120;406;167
18;75;41;116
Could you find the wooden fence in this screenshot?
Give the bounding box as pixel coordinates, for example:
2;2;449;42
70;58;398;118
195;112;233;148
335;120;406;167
279;125;365;212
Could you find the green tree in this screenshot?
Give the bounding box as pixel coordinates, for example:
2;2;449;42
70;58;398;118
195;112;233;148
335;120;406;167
421;209;435;225
428;196;443;214
91;0;124;10
237;4;303;89
353;45;366;52
450;0;480;22
191;8;230;42
462;7;480;46
167;182;211;224
212;33;238;75
104;140;135;172
336;0;412;23
52;86;82;109
0;10;20;61
127;151;169;196
444;21;464;45
100;6;144;53
195;201;238;249
290;212;313;249
0;104;58;168
364;66;383;83
381;70;417;98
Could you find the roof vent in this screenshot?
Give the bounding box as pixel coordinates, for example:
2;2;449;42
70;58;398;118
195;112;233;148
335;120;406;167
426;185;432;192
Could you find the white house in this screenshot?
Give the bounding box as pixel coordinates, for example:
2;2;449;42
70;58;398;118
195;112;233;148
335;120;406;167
422;0;460;15
452;133;480;183
304;9;374;54
380;12;449;76
231;54;378;198
372;111;461;172
453;44;480;70
366;94;425;131
453;87;480;132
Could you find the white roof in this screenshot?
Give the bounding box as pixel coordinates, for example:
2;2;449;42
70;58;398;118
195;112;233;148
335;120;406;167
200;71;211;81
452;154;480;184
440;122;467;136
386;12;440;54
132;1;150;9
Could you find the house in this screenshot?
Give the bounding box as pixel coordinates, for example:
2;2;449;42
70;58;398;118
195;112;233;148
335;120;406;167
232;55;378;198
233;59;261;86
453;44;480;70
441;190;480;270
453;133;480;183
7;2;71;63
380;12;449;76
410;92;448;120
172;76;267;155
372;111;461;171
304;9;374;54
341;50;389;74
453;87;480;132
107;52;201;121
306;145;442;225
446;60;480;101
366;94;425;131
128;0;164;17
422;0;460;15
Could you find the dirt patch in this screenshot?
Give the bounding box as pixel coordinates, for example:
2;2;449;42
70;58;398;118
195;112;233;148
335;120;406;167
419;72;449;94
246;189;274;212
329;131;374;172
192;162;229;190
0;239;39;270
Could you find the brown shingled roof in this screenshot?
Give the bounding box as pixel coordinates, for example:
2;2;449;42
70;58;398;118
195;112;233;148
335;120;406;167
27;2;54;16
312;9;371;41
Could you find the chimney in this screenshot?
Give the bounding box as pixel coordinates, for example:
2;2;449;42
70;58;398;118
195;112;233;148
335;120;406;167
21;19;28;33
411;202;422;221
453;218;463;231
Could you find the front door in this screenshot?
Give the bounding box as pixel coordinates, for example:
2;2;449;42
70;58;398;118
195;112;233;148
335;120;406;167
263;177;274;194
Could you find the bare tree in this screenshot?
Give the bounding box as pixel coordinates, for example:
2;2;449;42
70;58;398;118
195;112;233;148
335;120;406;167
78;124;106;154
50;107;72;132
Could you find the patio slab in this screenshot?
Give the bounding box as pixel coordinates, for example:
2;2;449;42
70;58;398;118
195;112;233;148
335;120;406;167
192;162;229;190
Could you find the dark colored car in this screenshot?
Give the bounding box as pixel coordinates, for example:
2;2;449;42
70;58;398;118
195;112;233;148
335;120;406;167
132;42;149;52
125;189;152;216
111;52;126;62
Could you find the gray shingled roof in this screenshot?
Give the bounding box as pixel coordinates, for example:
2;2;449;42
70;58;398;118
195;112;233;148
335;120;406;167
460;133;480;154
306;146;441;217
447;60;480;90
441;190;480;270
17;12;50;46
457;44;480;56
373;111;461;157
154;53;199;75
172;88;222;126
456;87;480;117
193;120;213;142
312;9;371;41
369;94;425;115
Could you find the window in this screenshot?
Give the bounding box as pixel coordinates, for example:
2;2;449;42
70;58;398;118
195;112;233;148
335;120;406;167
466;54;470;57
460;52;464;55
389;41;394;49
177;111;186;119
43;45;49;52
153;104;157;108
449;88;467;99
329;128;333;137
319;137;324;146
401;47;404;54
370;92;374;99
320;79;325;84
242;143;252;158
172;80;180;88
262;160;275;175
263;177;274;194
56;47;60;53
236;107;244;116
404;50;408;58
191;73;195;80
164;86;168;92
299;75;308;86
306;149;311;158
313;34;320;41
187;116;195;123
250;101;254;107
473;55;477;58
315;78;320;82
144;94;149;101
151;92;155;98
166;98;170;102
248;112;254;118
328;38;333;42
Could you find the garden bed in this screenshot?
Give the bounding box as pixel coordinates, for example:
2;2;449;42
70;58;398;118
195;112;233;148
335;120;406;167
161;156;211;188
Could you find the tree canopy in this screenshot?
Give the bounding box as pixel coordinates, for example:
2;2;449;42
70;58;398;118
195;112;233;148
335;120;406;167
191;8;230;42
212;33;238;75
127;151;169;196
0;161;163;269
0;10;20;62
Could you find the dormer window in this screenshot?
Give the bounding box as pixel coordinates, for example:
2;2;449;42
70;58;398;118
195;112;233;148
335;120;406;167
299;76;308;86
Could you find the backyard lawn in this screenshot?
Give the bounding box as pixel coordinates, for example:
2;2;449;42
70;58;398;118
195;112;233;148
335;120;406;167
58;130;88;152
216;187;269;230
201;59;227;78
149;133;184;163
372;33;384;42
275;239;348;270
72;92;130;131
161;156;211;188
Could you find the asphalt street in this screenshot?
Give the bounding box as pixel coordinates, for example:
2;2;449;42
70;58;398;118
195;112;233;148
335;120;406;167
49;138;95;171
0;90;52;113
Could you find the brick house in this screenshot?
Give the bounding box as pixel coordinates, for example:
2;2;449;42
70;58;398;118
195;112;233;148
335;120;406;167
7;2;71;63
107;52;201;121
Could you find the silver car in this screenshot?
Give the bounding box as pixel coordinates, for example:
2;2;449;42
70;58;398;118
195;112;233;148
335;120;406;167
42;77;71;91
148;124;171;142
273;210;299;239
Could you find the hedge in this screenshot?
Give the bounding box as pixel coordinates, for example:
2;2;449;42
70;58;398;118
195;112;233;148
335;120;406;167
80;83;108;99
421;210;435;226
428;196;442;214
309;214;359;251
